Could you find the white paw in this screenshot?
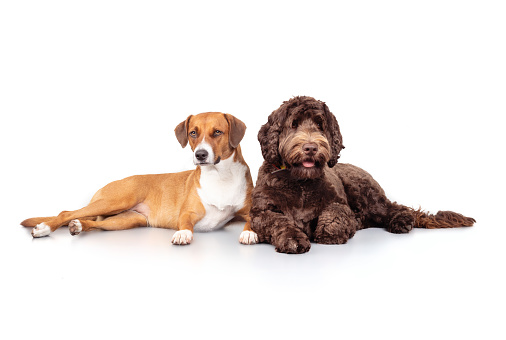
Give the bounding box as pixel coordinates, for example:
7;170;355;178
171;230;193;245
239;230;258;245
68;219;82;236
32;223;51;238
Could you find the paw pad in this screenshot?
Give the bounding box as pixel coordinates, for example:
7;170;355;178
68;219;82;236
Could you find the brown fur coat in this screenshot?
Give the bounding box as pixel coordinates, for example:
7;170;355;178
250;96;475;254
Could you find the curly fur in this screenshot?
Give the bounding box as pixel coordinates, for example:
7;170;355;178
258;96;343;169
251;96;475;254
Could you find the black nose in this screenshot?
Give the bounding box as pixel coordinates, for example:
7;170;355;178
302;143;318;155
195;149;209;161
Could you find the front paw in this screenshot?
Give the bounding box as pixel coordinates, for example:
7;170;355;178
239;230;258;245
273;229;311;254
314;217;356;245
171;230;193;245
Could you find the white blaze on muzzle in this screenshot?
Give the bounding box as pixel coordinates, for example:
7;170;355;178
193;138;216;165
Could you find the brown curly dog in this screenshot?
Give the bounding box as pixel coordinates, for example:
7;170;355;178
250;96;475;254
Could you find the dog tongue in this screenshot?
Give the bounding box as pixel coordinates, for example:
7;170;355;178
302;161;315;168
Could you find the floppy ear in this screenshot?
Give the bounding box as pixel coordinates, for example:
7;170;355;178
322;102;344;168
258;104;288;165
224;114;246;148
174;115;192;148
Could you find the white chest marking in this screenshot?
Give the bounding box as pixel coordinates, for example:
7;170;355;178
194;153;248;232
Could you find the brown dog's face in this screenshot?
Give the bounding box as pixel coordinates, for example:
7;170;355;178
278;108;331;179
175;112;246;166
258;96;344;180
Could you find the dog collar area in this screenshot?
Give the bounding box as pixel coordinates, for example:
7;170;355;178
271;164;287;174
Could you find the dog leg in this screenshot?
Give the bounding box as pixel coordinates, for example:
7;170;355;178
27;176;146;238
239;227;259;245
250;195;310;252
314;202;358;244
271;225;311;254
357;198;415;234
172;210;202;245
235;206;258;245
69;211;148;235
31;198;138;238
171;229;193;245
339;165;415;232
385;202;415;234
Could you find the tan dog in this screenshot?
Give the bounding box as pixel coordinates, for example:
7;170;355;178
21;112;259;245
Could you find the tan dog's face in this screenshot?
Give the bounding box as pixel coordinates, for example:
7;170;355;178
175;112;246;166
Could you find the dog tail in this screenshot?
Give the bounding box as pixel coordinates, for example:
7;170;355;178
413;209;475;229
20;217;55;228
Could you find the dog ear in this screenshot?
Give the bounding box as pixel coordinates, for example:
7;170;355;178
322;102;344;168
224;114;246;148
174;115;193;148
258;104;288;165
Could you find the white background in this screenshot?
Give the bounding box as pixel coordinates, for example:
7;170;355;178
1;1;505;339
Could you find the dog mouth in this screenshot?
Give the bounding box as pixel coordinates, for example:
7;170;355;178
288;158;324;180
297;158;319;169
195;156;221;166
302;160;316;168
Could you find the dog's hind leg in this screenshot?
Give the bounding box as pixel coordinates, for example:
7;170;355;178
68;211;148;236
29;198;138;238
21;216;56;228
26;175;147;238
353;187;415;233
384;202;416;234
22;216;97;228
338;164;475;232
370;199;475;233
338;164;415;232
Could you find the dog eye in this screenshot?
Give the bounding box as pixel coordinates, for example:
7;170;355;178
214;130;223;136
291;121;298;129
316;122;322;129
189;131;197;138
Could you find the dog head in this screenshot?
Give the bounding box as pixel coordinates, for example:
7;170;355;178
175;112;246;166
258;96;344;179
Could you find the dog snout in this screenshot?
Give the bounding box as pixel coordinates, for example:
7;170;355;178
195;149;209;162
302;143;318;156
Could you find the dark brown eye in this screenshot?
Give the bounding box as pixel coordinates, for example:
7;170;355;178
291;121;298;129
189;131;197;138
214;130;223;137
314;117;323;130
